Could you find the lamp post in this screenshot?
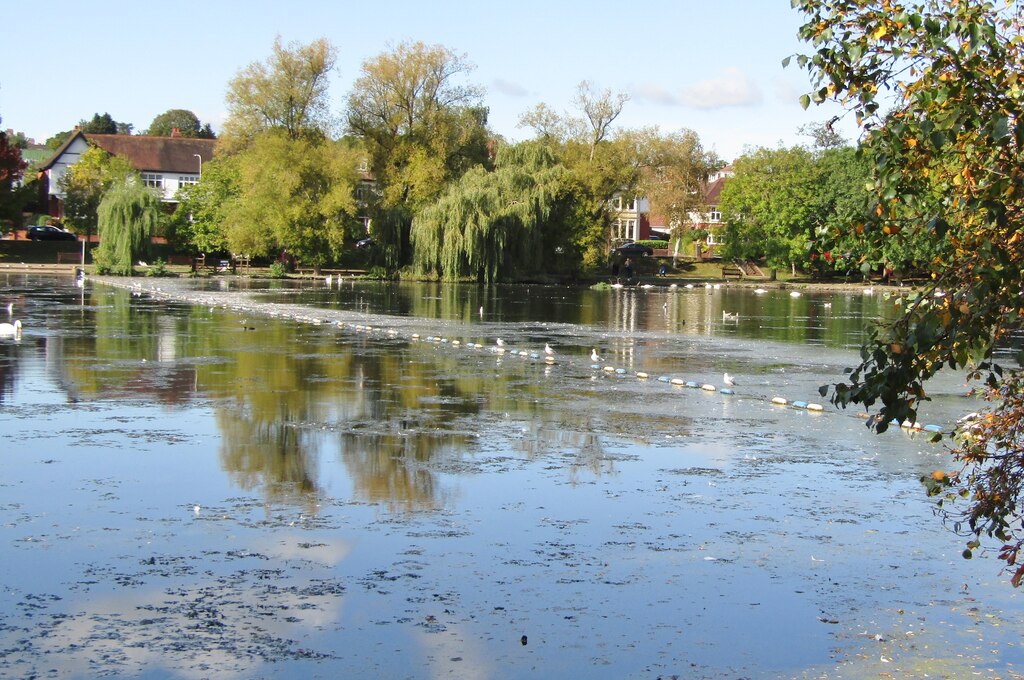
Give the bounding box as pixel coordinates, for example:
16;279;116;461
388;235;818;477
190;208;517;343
193;154;202;177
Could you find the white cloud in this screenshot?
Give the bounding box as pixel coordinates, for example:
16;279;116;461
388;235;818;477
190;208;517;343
492;78;528;97
632;82;679;106
681;67;763;110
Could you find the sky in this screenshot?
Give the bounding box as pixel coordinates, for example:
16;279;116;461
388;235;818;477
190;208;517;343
2;0;858;162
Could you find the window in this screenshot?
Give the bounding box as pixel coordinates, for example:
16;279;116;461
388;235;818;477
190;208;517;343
178;175;199;187
708;207;722;222
624;197;636;211
142;173;164;189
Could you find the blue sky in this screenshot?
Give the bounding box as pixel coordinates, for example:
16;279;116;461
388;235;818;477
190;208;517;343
3;0;856;161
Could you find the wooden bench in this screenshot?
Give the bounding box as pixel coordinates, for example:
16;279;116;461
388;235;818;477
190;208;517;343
721;266;743;278
56;251;82;264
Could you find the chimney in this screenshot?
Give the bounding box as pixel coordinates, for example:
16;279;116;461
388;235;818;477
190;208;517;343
171;128;181;137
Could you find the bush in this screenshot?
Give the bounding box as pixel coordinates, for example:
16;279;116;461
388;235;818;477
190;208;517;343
268;261;288;278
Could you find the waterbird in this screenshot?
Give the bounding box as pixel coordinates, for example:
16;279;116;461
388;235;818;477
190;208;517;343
722;311;739;321
723;372;737;387
789;290;802;298
591;348;601;363
0;319;22;337
479;306;484;318
5;302;12;315
544;343;554;356
754;288;767;295
496;338;505;348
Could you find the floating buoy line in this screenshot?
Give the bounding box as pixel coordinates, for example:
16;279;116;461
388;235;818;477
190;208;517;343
102;277;953;440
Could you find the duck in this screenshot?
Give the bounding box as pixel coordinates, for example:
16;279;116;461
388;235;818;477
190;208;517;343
0;319;22;337
591;348;602;363
544;343;554;356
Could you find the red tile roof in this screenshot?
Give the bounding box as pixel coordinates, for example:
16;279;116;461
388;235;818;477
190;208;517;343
42;131;217;174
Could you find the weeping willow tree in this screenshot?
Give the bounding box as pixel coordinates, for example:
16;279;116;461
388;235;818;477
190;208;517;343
411;142;571;282
94;178;162;275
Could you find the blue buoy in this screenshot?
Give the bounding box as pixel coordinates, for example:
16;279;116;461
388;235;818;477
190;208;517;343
720;388;735;395
658;376;670;383
792;400;809;409
923;424;944;433
685;381;700;388
590;364;603;370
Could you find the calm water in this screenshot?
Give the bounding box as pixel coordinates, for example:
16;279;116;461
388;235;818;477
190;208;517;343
1;273;1021;679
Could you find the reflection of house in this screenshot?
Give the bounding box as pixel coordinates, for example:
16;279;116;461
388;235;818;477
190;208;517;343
39;130;217;217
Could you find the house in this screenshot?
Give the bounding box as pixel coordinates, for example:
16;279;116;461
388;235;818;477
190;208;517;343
647;165;734;258
608;192;652;244
39;129;217;217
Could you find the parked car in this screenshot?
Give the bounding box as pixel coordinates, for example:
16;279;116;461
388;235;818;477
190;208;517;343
613;242;654;257
28;225;77;242
356;237;376;249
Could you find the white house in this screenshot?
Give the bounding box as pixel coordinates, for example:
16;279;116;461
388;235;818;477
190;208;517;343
40;130;217;216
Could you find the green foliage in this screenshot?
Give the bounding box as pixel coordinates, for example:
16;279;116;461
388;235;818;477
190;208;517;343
169;155;237;255
268;261;288;278
59;146;136;241
411;141;571;282
719;146;820;269
146;109;215;138
222;36;337;151
144;258;169;277
345;41;490;267
94;179;162;275
222;130;360;265
791;0;1024;583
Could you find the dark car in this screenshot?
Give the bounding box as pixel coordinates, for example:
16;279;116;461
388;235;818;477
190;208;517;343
356;237;376;249
28;225;78;242
613;242;654;257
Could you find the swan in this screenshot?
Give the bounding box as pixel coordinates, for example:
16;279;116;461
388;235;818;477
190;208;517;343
591;348;601;363
790;290;802;298
723;372;737;387
0;319;22;337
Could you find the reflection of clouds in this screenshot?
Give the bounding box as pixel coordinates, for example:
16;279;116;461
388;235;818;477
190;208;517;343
1;553;348;680
414;622;494;680
253;533;352;566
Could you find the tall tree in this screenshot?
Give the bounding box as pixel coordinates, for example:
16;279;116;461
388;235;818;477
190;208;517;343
574;81;629;161
411;141;573;282
222;36;337;150
345;41;491;270
220;130;360;269
146;109;216;138
790;0;1024;583
80;112;119;134
628;127;719;238
718;145;819;275
94;179;162;275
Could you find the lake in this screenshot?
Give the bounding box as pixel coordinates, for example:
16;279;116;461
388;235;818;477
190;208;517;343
1;273;1021;679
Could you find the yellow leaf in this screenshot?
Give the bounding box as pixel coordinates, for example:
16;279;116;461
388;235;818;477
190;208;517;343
873;24;888;40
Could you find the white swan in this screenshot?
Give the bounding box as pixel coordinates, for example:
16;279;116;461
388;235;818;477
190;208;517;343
0;319;22;337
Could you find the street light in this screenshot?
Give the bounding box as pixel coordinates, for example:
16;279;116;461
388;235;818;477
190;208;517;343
193;154;202;177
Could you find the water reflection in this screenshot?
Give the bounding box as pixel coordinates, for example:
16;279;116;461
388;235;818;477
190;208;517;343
0;275;939;513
